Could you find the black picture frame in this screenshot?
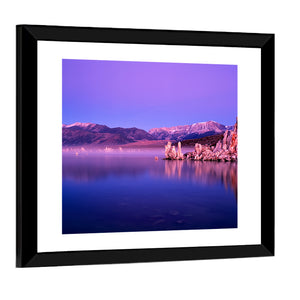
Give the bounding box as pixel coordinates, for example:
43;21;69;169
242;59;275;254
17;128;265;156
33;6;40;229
16;24;274;268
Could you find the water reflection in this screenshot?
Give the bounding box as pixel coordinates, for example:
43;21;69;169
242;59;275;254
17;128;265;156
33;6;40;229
63;155;157;181
164;160;237;199
63;152;237;233
63;153;237;200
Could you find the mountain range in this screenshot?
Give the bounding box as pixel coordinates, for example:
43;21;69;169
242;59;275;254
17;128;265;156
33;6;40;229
62;121;234;146
149;121;234;141
62;122;156;146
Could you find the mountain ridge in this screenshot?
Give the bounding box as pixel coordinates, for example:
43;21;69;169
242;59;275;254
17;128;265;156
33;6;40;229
62;120;235;146
63;122;156;146
148;120;234;141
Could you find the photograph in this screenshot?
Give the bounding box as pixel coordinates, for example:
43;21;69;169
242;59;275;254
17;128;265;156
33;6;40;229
16;24;274;269
62;59;238;235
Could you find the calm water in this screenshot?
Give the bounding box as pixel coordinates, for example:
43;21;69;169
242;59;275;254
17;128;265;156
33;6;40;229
62;149;237;234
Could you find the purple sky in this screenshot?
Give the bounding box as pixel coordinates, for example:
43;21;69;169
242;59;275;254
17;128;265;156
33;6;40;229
62;59;237;130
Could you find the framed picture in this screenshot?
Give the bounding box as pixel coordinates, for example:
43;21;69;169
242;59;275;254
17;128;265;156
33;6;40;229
16;25;274;267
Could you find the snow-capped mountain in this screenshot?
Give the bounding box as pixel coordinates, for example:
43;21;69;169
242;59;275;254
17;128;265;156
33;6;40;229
62;122;156;146
62;120;235;146
148;120;233;141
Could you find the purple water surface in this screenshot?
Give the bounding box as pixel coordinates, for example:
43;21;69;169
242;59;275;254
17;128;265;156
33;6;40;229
62;150;237;234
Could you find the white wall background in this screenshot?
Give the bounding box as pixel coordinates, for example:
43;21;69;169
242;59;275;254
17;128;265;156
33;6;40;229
0;0;298;299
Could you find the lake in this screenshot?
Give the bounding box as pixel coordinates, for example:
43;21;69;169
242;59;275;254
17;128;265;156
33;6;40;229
62;149;237;234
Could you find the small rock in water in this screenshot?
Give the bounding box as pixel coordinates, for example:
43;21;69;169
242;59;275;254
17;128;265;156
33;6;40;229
153;219;165;225
176;219;185;224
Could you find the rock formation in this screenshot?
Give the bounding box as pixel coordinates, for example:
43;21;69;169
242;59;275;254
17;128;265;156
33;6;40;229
177;141;184;159
164;118;238;162
165;141;184;160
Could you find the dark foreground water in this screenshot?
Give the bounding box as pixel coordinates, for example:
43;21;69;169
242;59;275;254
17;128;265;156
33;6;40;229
62;150;237;234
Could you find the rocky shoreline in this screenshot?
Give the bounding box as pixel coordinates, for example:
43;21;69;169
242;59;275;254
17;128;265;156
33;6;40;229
164;119;238;162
